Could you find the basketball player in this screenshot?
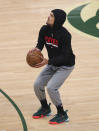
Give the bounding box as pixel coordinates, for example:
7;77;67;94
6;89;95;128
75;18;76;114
30;9;75;124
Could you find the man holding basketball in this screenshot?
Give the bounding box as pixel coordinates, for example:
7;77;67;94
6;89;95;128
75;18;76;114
31;9;75;124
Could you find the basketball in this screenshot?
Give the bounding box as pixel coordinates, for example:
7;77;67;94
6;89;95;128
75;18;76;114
26;49;44;67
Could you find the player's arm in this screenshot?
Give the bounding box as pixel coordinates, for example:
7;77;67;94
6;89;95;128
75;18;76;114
35;25;46;51
29;25;48;68
29;25;46;53
48;32;72;66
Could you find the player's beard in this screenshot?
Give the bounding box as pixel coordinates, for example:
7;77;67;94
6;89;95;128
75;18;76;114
46;20;53;28
46;18;49;25
46;20;50;27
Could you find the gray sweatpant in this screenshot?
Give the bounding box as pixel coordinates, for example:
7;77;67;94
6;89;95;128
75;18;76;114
33;64;74;106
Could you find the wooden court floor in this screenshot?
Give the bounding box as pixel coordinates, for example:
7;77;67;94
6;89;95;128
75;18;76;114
0;0;99;131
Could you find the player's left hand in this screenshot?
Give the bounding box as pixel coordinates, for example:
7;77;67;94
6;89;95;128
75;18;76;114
32;58;48;68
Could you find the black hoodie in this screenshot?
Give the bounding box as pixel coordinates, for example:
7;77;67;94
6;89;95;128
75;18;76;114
36;9;75;66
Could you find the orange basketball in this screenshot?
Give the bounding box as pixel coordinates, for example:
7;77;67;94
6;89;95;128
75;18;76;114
26;50;43;67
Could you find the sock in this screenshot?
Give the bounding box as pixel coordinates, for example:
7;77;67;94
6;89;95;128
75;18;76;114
56;104;65;115
40;99;49;109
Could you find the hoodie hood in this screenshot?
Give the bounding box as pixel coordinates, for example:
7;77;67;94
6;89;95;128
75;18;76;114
51;9;66;30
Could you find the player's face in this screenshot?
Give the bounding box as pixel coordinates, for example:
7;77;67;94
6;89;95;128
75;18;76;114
46;12;55;26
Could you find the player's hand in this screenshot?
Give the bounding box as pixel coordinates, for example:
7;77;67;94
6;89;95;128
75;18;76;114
33;58;48;68
28;47;41;54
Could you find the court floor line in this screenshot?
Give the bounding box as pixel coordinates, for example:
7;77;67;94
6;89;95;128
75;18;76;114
0;89;28;131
